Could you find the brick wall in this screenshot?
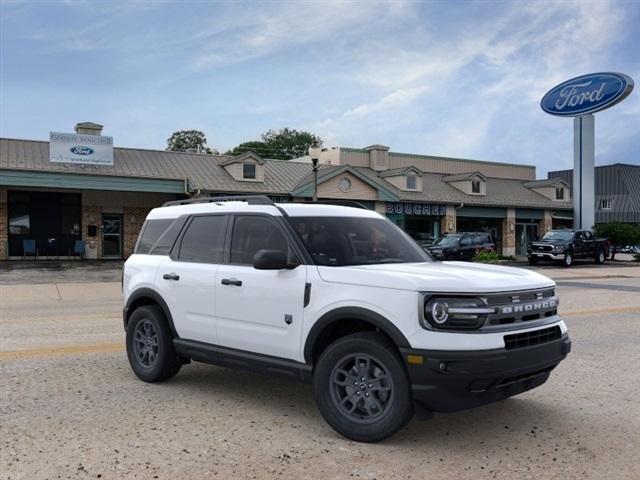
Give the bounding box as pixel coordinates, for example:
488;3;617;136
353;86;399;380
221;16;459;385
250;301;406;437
0;192;7;261
440;205;457;234
81;205;102;259
539;210;553;236
123;207;150;258
502;208;516;257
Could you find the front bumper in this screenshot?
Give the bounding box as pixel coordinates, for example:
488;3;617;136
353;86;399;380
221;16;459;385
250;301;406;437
400;334;571;412
528;251;564;261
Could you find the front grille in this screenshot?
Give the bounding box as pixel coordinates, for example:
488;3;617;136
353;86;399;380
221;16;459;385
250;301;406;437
533;244;553;252
504;326;561;350
498;366;555;387
483;288;557;328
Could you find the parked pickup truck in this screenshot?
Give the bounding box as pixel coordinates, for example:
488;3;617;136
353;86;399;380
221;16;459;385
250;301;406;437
528;230;608;267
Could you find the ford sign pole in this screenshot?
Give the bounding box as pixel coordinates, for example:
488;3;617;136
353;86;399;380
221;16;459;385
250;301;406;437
541;72;633;230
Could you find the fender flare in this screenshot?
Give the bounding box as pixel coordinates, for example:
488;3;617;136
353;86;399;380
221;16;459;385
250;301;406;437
303;307;410;364
124;287;179;338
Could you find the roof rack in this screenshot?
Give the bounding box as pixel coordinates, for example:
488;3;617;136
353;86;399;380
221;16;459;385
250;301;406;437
299;200;370;210
162;195;275;207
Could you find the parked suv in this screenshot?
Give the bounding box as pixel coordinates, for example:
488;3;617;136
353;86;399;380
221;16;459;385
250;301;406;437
426;232;496;261
123;196;570;442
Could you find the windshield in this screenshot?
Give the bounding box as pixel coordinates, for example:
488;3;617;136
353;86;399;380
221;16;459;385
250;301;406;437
542;231;574;241
434;235;461;247
288;216;431;266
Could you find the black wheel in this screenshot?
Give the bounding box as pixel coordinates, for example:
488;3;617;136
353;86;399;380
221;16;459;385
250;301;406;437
126;305;181;383
312;332;414;442
595;250;606;264
561;252;573;267
528;256;539;265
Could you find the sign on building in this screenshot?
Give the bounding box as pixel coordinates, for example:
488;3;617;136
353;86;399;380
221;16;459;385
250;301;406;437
49;132;114;166
386;202;447;216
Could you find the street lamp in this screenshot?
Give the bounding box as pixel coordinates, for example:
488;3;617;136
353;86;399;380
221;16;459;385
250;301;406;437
308;140;322;203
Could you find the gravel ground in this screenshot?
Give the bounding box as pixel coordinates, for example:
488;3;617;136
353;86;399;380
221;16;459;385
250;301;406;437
1;267;639;479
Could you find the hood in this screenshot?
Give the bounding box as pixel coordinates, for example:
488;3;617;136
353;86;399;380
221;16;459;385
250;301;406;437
317;262;555;293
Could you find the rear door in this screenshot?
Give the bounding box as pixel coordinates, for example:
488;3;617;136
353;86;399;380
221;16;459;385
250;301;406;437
215;214;307;360
156;214;228;345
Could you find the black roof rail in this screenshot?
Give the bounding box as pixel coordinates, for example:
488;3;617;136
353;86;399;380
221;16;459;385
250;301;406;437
298;200;370;210
162;195;275;207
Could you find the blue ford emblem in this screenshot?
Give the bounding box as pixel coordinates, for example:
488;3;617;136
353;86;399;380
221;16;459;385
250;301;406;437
70;146;95;155
541;72;633;116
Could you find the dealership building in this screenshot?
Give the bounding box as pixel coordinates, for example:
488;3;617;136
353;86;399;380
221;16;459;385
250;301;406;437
0;122;573;261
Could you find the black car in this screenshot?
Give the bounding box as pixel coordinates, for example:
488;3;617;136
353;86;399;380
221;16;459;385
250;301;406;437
426;232;496;261
528;230;608;267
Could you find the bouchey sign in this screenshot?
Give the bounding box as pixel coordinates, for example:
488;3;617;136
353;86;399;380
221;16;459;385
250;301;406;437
541;72;634;230
49;132;114;166
541;72;634;117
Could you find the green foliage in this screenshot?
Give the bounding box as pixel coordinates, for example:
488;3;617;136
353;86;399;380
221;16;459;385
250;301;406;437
594;222;640;259
166;130;216;154
226;128;322;160
225;141;269;157
594;222;640;245
472;251;501;264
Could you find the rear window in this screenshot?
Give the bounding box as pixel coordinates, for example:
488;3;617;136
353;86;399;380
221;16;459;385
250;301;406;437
135;219;174;254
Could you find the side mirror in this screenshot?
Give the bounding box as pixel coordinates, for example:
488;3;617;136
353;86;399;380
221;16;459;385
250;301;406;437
252;249;296;270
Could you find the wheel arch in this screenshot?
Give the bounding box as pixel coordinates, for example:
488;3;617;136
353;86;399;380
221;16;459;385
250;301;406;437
303;307;411;365
124;288;179;338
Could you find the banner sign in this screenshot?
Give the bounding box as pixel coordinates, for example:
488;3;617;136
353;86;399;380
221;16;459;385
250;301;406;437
49;132;114;166
386;202;447;216
540;72;634;117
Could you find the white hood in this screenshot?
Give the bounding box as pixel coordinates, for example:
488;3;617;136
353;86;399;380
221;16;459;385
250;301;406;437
317;262;555;293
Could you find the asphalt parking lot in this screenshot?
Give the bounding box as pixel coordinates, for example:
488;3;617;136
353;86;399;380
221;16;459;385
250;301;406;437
1;261;639;479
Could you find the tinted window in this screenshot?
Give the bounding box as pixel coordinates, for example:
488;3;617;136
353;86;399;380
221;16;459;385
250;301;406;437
136;219;174;254
149;217;187;255
289;216;430;266
460;236;472;247
230;216;291;264
243;163;256;179
178;215;226;263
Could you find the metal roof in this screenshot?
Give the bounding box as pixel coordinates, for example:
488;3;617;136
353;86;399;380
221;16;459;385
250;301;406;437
1;137;572;210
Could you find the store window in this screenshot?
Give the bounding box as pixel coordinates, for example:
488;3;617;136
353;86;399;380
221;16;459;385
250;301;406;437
406;174;417;190
60;194;81;235
8;192;30;234
555;188;564;200
243;163;256;179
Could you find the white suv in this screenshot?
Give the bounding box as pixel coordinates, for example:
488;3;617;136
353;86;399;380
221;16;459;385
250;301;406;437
123;196;571;442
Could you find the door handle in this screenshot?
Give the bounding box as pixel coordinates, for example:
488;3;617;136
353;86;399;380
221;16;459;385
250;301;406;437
163;273;180;281
221;278;242;287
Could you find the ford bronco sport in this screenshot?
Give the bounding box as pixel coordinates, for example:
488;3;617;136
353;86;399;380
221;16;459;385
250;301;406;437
123;196;570;442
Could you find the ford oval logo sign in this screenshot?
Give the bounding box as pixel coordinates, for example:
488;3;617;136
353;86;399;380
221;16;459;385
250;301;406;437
70;146;95;155
541;72;633;116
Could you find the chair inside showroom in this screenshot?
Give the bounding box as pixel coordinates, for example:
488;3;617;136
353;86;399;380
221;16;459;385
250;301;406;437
22;239;38;261
69;240;86;260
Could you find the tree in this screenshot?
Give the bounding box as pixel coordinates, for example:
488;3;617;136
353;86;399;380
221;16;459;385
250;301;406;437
594;222;640;260
166;130;216;154
226;128;322;160
225;141;268;157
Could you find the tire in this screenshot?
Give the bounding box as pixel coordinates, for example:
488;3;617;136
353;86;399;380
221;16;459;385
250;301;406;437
595;250;606;265
126;305;181;383
528;256;539;265
312;332;414;442
561;252;573;267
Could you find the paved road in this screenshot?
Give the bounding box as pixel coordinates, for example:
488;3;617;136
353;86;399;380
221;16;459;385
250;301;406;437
1;266;639;479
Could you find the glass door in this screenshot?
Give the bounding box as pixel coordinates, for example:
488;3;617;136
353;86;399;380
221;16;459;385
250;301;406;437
516;223;539;257
102;214;123;259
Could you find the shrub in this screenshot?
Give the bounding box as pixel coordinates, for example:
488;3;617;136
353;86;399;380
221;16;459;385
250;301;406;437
473;251;501;264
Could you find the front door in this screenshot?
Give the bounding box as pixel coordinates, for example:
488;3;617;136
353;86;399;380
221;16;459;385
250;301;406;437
102;214;122;259
516;223;539;257
215;215;307;361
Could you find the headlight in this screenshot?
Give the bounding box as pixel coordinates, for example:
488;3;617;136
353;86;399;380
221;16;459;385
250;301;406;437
423;297;494;330
554;245;564;252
